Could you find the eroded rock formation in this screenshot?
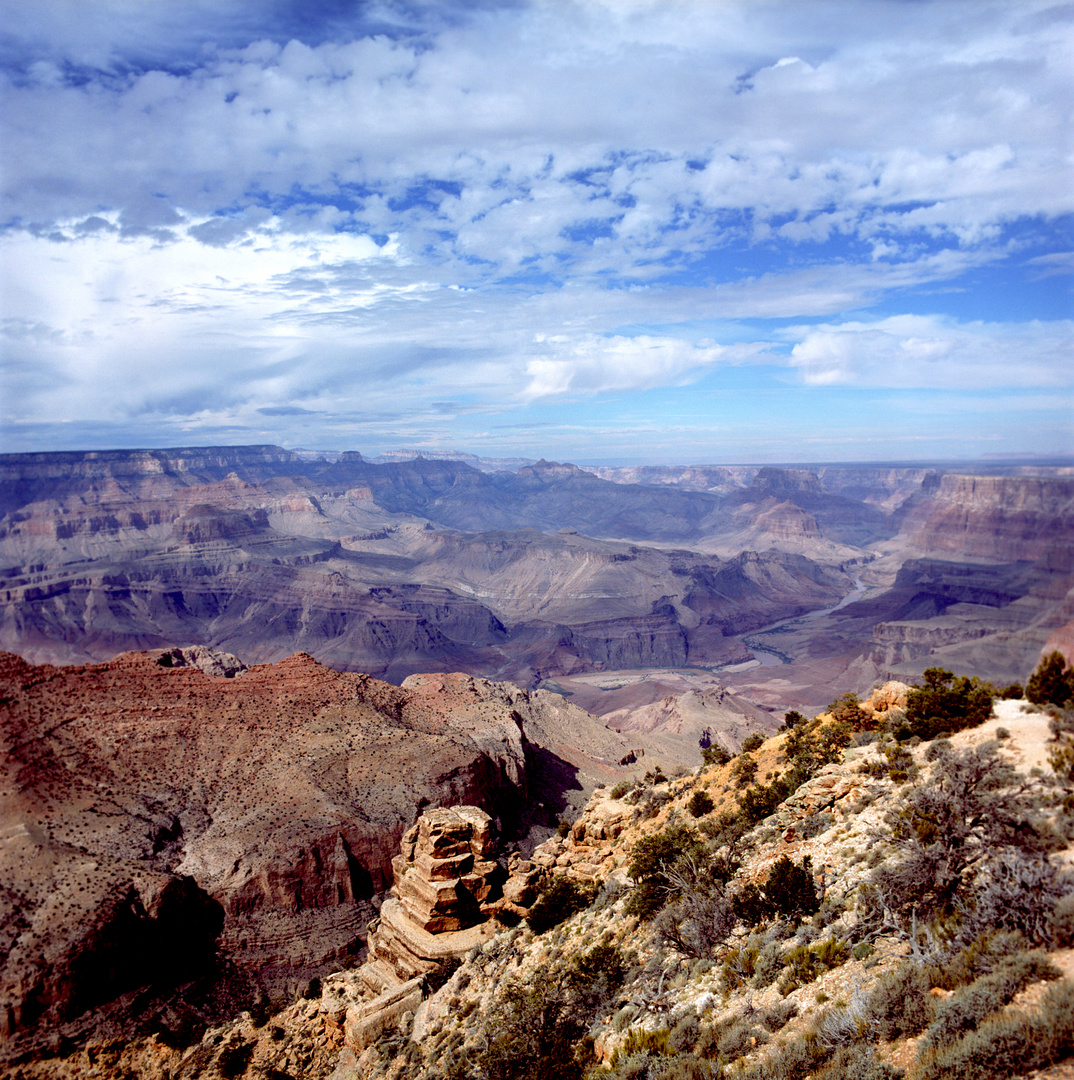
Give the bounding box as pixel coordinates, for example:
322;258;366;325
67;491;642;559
327;805;542;1054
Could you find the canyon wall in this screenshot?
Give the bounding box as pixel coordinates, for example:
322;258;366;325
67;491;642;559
0;649;637;1058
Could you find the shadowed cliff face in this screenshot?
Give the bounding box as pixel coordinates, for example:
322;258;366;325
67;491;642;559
0;649;638;1058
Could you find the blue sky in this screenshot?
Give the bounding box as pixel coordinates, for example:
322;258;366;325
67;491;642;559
1;0;1071;464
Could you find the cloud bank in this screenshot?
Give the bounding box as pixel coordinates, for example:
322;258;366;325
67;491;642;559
1;0;1071;461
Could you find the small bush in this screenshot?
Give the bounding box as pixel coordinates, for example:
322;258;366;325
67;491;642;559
614;1027;670;1063
828;692;868;727
902;668;994;740
915;979;1074;1080
738;777;791;825
732;753;759;788
931;929;1031;990
760;1000;799;1032
751;940;785;989
865;962;934;1041
781;710;806;731
652;1057;710;1080
688;790;714;818
800;812;833;840
1027;650;1074;708
526;875;592;934
625;824;707;920
611;781;632;799
702;745;731;767
731;1035;826;1080
919;951;1059;1052
813;1045;904;1080
669;1013;700;1053
742;733;765;753
156;652;174;667
1053;892;1074;947
716;1019;768;1064
779;938;849;993
735;856;819;926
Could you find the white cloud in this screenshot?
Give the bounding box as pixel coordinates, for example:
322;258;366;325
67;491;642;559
788;315;1074;389
523;335;762;399
1;1;1071;457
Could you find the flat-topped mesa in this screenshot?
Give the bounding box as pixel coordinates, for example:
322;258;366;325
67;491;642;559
393;806;500;932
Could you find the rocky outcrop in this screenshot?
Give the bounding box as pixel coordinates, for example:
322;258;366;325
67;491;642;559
156;644;248;677
330;806;541;1053
392;807;500;933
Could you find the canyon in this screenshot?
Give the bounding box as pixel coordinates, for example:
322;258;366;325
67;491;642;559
1;445;1073;1071
1;446;1069;720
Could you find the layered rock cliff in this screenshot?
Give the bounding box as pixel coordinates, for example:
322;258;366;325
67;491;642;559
0;649;639;1061
897;473;1074;566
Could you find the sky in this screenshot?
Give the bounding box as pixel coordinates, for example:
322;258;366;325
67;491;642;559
1;0;1071;465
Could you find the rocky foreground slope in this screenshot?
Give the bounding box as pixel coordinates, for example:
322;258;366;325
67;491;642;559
9;673;1074;1080
0;648;652;1064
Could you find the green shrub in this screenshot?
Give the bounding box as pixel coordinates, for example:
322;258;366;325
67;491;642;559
915;979;1074;1080
732;753;759;788
738;777;791;825
731;1034;826;1080
919;951;1059;1052
567;942;625;1009
930;929;1030;990
526;875;592;934
861;740;918;782
476;978;591;1080
156;651;174;667
751;940;785;988
741;733;765;753
625;824;707;920
611;781;632;799
779;938;849;992
828;692;868;727
1027;650;1074;708
716;1019;767;1064
688;790;714;818
702;745;731;767
652;1057;710;1080
613;1027;670;1063
734;856;819;926
780;710;806;731
813;1045;904;1080
760;1000;798;1032
902;668;994;740
668;1013;700;1053
869;742;1055;927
